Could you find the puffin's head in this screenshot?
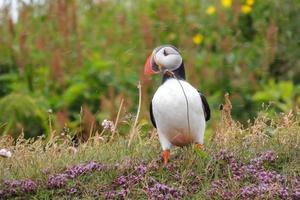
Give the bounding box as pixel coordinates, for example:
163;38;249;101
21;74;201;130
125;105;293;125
144;45;183;75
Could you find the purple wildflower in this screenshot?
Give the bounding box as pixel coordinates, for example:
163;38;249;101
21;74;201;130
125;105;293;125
64;161;105;178
292;185;300;199
0;179;37;198
114;175;127;185
207;150;298;199
147;182;185;200
47;173;69;188
240;185;259;198
278;187;289;199
207;179;233;200
3;180;22;188
47;161;107;189
66;187;78;194
136;164;147;175
105;188;129;200
257;171;278;184
21;179;38;193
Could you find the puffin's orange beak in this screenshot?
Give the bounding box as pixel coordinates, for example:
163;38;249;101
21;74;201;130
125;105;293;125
144;53;156;75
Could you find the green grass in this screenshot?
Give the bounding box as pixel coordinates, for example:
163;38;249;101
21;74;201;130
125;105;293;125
1;101;300;199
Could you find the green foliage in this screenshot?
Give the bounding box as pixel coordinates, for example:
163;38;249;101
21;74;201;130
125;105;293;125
0;93;48;138
0;72;18;97
63;54;113;113
253;79;300;113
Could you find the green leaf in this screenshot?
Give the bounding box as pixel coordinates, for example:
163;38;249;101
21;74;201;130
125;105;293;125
64;83;88;106
195;148;210;160
279;81;293;101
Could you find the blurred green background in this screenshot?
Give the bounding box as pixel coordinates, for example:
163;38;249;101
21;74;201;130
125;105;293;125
0;0;299;138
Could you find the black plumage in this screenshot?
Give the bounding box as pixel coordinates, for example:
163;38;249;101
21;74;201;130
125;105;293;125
149;101;156;128
199;92;210;121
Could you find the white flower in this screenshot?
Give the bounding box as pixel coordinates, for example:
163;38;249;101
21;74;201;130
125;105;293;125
101;119;115;132
0;148;12;158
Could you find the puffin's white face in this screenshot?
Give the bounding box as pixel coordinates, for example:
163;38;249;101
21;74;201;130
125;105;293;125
153;46;182;71
144;45;183;75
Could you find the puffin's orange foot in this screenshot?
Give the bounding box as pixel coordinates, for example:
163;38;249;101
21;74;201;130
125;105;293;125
195;143;204;150
163;150;169;165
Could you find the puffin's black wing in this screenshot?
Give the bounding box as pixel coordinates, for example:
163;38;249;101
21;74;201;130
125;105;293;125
199;92;211;121
150;101;157;128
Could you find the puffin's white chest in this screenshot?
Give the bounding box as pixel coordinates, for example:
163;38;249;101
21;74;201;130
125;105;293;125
152;79;205;146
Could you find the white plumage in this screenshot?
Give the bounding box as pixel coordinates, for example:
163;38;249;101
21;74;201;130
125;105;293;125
152;78;206;150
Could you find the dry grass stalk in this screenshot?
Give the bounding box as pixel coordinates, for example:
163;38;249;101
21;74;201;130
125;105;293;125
213;94;300;158
48;109;53;140
214;93;243;152
111;98;124;140
128;82;142;147
221;93;233;127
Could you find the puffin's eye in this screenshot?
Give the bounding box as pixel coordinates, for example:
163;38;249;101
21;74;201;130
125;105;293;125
163;49;168;56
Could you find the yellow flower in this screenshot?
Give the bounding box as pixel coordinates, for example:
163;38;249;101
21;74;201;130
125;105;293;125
246;0;255;6
241;5;252;14
206;6;216;15
221;0;232;8
193;34;204;45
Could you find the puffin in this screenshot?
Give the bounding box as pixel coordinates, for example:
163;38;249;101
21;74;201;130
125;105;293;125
144;45;210;164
